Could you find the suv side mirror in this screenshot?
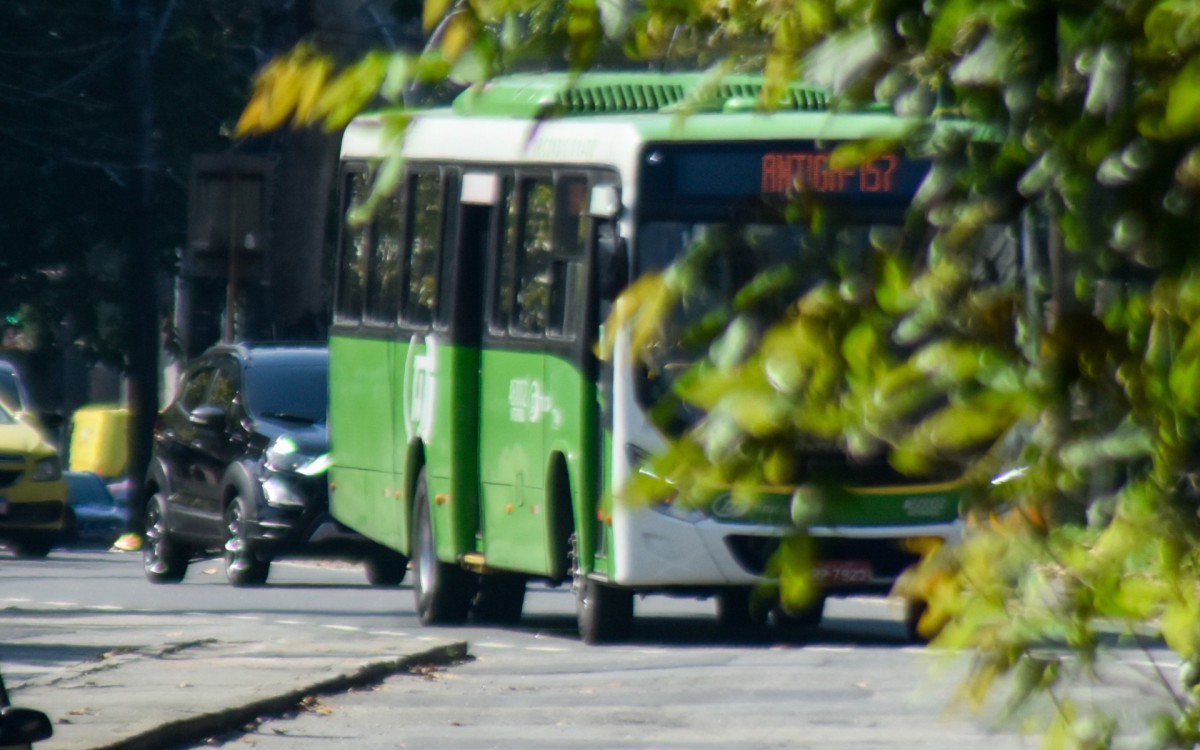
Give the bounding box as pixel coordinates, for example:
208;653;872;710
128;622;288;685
188;405;226;430
597;228;628;302
0;705;53;745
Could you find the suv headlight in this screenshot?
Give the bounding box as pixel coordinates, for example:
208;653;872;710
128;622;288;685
32;456;61;481
265;436;330;477
263;475;309;508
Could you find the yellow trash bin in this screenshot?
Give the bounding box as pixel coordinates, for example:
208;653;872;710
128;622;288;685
69;405;130;479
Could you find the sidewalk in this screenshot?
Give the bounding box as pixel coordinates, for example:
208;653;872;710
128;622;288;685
7;608;466;750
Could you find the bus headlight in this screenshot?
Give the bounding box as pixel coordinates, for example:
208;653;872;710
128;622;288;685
628;444;707;522
651;497;707;523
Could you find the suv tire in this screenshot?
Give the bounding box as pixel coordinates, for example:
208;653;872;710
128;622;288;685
224;495;270;587
144;493;189;583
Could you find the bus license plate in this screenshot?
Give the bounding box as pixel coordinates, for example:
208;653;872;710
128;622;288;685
814;560;872;585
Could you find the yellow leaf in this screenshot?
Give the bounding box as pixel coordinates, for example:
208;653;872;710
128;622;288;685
264;57;309;131
424;0;455;32
293;56;333;125
234;96;266;138
441;14;474;62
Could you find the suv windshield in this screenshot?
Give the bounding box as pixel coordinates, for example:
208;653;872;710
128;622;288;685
0;367;25;411
244;363;328;424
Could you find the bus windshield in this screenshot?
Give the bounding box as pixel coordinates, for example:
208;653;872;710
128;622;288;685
633;217;906;427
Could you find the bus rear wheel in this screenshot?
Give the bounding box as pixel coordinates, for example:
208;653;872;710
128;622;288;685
571;533;633;644
364;548;409;586
412;469;474;625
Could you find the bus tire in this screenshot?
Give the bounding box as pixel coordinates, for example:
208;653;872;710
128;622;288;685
472;573;526;624
904;598;938;644
364;548;409;586
412;469;473;625
773;595;825;631
717;587;768;629
571;532;633;644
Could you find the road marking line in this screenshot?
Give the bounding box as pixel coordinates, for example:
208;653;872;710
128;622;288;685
43;601;76;607
1;598;31;603
321;624;361;632
369;631;410;637
474;642;515;649
526;646;569;653
228;615;263;621
90;604;123;611
274;620;304;625
805;646;854;653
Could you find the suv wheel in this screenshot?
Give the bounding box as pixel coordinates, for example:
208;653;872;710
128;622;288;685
144;493;189;583
13;538;52;559
224;495;270;587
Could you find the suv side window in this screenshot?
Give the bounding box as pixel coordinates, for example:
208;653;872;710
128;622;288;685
208;360;240;417
179;368;214;411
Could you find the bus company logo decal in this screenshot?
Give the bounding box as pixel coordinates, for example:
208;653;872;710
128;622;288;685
509;378;560;427
710;494;745;519
902;495;950;518
403;335;437;442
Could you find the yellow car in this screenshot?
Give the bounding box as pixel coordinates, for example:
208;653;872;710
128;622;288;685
0;399;67;558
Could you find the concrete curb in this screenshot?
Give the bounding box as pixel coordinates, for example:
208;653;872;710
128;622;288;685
87;642;470;750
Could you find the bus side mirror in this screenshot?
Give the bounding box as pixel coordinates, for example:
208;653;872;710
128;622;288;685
597;231;628;302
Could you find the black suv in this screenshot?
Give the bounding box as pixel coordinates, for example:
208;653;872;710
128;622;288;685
142;343;407;587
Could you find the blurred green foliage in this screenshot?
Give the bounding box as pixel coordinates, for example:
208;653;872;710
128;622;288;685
242;0;1200;744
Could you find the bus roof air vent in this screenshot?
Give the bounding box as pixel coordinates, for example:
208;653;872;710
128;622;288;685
557;83;688;113
451;73;831;118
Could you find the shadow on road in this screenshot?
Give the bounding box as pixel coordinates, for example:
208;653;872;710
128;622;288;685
503;611;913;649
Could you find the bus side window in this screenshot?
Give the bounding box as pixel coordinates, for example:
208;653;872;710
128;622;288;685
491;178;517;333
335;170;371;323
513;178;554;336
365;190;404;325
436;171;462;329
402;171;444;328
549;176;588;339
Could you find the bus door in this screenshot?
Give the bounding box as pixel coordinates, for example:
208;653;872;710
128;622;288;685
477;175;554;572
435;171;490;557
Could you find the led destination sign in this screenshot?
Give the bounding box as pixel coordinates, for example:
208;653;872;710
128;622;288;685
761;152;899;194
640;142;929;213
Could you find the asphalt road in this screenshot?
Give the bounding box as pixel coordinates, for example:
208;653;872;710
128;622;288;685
1;546;1183;749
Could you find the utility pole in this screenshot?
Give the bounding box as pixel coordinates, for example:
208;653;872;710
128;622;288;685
118;0;161;536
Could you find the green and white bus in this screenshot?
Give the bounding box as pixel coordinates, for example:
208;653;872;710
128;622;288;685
329;71;964;642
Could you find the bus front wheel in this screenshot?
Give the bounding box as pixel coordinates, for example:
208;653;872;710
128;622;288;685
412;469;473;625
571;533;633;644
